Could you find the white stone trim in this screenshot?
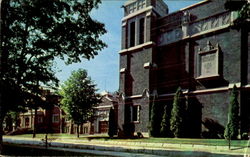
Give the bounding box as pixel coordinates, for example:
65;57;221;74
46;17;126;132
94;105;113;109
190;24;231;38
122;6;153;21
126;94;143;99
158;84;250;97
146;11;152;17
120;68;126;73
243;84;250;88
123;85;250;99
119;41;154;54
143;62;151;69
105;96;113;102
190;87;228;94
196;75;220;80
228;83;241;89
122;21;127;27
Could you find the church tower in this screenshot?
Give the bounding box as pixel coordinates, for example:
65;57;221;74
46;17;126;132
118;0;169;134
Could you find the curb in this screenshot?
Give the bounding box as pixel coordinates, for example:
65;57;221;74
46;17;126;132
3;137;247;157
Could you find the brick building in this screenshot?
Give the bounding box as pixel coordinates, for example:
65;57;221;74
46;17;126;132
63;92;118;135
19;105;65;133
18;89;66;133
118;0;250;137
93;91;118;134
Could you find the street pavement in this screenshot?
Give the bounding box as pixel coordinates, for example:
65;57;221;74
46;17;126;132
3;136;249;157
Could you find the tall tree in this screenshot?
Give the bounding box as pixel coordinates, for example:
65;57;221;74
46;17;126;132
160;105;171;137
108;107;116;138
224;85;240;149
60;69;101;138
149;95;159;137
225;0;250;28
170;87;186;138
0;0;106;153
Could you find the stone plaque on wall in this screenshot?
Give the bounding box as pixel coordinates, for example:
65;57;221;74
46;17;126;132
200;53;217;76
197;41;220;79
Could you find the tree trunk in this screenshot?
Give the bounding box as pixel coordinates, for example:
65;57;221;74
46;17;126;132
14;113;18;131
69;120;73;134
0;110;7;155
47;106;52;133
77;124;80;138
0;118;3;155
33;108;37;138
228;139;231;150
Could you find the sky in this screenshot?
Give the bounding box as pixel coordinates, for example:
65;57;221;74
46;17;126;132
55;0;201;93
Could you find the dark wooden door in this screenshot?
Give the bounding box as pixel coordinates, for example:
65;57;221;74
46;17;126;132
99;121;108;133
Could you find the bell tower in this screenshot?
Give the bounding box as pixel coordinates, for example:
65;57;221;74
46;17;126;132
120;0;169;50
118;0;169;135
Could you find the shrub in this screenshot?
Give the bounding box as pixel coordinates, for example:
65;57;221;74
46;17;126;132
170;87;186;138
108;107;117;138
160;105;171;137
224;85;240;140
149;98;160;137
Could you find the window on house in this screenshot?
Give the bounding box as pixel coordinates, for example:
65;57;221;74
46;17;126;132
52;114;59;123
83;127;88;134
139;18;145;44
132;105;140;122
64;127;69;133
38;117;43;123
25;117;29;127
130;21;135;47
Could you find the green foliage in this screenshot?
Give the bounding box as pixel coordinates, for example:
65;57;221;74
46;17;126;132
224;85;240;140
1;0;106;148
225;0;250;28
170;87;186;138
149;96;160;137
60;69;101;126
160;105;171;137
1;0;106;117
235;2;250;27
108;107;116;138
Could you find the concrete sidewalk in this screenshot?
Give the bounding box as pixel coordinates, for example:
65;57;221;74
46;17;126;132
3;136;250;157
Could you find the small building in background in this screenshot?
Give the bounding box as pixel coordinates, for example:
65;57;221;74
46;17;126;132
6;89;119;136
19;105;65;133
93;91;118;134
6;88;67;134
60;91;119;135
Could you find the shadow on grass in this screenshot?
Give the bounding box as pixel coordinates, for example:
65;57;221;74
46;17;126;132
2;143;106;156
85;135;145;141
230;146;249;150
3;142;243;157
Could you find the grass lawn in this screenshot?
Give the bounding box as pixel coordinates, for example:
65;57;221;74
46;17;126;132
4;133;249;148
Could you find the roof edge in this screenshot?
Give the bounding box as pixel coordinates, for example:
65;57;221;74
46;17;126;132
180;0;211;11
